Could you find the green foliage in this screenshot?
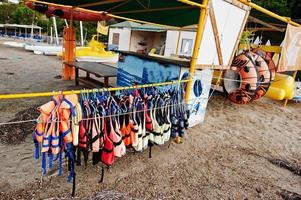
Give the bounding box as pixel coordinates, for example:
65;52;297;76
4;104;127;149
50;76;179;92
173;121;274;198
240;30;255;45
0;3;18;23
10;5;35;24
0;3;106;43
252;0;290;16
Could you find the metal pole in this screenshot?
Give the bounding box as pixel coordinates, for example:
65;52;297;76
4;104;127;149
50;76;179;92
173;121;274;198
80;21;84;46
31;12;35;39
64;19;69;28
239;0;301;27
185;0;209;103
50;26;53;44
52;17;59;45
0;80;188;99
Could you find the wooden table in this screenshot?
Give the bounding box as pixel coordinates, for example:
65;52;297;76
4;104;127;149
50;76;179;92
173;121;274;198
64;61;117;88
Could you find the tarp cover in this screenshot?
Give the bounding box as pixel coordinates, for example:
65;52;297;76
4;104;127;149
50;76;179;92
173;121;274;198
278;24;301;72
28;0;201;27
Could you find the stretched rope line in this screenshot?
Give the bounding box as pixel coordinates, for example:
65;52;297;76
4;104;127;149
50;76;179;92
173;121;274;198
0;97;201;126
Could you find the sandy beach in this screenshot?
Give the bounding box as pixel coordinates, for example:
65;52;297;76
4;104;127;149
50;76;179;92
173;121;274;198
0;38;300;199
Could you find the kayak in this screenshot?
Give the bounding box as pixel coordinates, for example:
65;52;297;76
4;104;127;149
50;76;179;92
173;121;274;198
25;45;62;55
3;41;26;48
25;0;111;21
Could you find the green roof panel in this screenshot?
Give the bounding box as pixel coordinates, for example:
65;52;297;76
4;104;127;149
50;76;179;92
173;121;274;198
29;0;201;27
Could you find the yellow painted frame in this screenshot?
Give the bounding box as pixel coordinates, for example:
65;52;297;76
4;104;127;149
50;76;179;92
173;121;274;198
0;0;300;101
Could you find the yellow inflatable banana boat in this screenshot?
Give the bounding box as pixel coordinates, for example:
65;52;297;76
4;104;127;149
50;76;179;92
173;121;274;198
59;35;119;63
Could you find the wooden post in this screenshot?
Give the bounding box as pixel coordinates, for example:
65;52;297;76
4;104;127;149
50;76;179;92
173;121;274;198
62;26;76;80
283;71;298;107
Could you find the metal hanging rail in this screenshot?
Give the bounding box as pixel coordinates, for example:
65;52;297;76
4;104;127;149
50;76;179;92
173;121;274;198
0;80;189;100
239;0;301;27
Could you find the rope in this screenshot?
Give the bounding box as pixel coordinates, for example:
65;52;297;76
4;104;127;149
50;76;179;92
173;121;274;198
0;97;198;126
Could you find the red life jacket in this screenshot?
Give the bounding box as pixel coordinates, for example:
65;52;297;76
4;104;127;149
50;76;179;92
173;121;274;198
101;117;114;166
78;121;87;149
144;95;153;132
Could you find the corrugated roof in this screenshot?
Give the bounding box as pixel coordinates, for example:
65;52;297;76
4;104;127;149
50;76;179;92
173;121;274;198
110;21;141;28
110;21;168;32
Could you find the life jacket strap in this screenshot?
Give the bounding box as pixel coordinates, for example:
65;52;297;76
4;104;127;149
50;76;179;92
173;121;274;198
51;135;59;140
33;133;40;159
102;148;114;153
42;136;51;148
113;139;122;146
63;98;76;117
122;133;130;139
163;127;171;133
48;151;53;169
35;129;44;137
62;129;71;138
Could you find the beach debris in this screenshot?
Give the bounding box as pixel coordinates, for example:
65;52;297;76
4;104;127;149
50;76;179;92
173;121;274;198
0;105;39;144
84;189;136;200
268;158;301;176
54;75;62;79
278;189;301;200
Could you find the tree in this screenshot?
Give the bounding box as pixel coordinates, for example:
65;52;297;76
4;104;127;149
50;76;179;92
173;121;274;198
287;0;301;19
252;0;290;16
10;5;35;24
0;4;18;23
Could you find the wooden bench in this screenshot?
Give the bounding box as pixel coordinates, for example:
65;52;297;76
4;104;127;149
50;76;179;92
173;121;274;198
64;61;117;88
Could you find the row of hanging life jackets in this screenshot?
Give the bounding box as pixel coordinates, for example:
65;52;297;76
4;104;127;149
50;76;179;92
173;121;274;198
33;89;189;182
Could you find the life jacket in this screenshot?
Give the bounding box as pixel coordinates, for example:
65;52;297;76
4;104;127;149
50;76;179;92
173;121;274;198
162;95;171;142
141;106;149;150
119;99;132;146
41;113;55;175
71;103;82;146
59;94;78;182
91;114;101;152
177;105;185;138
59;94;78;144
36;95;62;176
150;96;165;145
131;97;147;151
75;97;91;166
170;96;179;139
143;94;153;132
78;121;87;149
51;110;60;155
112;116;126;157
35;97;59;143
101;117;115;166
128;112;138;147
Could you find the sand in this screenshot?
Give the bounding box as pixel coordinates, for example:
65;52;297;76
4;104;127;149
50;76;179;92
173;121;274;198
0;38;300;199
